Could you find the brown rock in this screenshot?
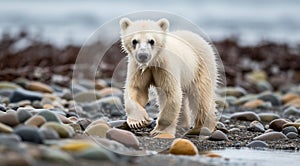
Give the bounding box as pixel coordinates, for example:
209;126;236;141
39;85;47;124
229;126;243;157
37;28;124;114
169;138;198;155
25;115;46;127
269;119;289;131
243;99;264;109
281;93;299;104
285;98;300;108
106;128;139;149
282;123;300;129
99;87;122;97
0;113;19;127
26;81;53;93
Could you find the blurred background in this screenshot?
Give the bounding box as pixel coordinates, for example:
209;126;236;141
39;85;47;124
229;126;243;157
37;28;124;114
0;0;300;91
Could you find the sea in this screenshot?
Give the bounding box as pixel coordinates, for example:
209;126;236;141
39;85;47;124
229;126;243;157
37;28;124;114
1;0;300;46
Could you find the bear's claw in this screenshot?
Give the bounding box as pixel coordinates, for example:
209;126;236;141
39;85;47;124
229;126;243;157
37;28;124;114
127;117;150;129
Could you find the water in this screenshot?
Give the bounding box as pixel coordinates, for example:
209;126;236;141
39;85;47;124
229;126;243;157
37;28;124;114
212;148;300;166
1;0;300;46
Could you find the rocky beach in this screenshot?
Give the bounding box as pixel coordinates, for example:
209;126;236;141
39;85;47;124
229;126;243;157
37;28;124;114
1;32;300;166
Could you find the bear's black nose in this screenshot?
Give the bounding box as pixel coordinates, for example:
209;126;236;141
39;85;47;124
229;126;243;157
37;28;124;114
137;53;149;62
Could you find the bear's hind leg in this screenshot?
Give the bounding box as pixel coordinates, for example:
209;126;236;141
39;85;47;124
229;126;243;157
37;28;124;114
177;94;191;129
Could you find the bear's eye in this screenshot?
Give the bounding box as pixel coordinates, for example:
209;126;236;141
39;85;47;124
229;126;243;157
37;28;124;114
148;39;155;46
132;39;138;46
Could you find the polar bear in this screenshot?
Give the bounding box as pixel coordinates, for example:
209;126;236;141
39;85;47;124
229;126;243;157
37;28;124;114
120;18;218;138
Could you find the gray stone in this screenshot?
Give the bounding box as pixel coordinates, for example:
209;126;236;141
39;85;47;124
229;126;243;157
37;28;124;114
16;108;33;123
209;130;228;141
254;132;287;141
257;92;281;106
75;147;115;161
248;120;265;132
246;140;269;148
282;126;298;135
230;111;261;121
258;113;280;122
283;106;300;117
106;128;140;149
13;125;44;144
37;109;61;123
9;89;42;102
286;132;298;139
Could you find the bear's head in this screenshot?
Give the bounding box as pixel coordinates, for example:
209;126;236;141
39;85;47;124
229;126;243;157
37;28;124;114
120;18;169;66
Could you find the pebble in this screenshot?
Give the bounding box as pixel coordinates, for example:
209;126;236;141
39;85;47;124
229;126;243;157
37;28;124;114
9;89;42;102
13;125;44;144
39;128;60;140
285;98;300;108
281;93;299;104
233;95;257;105
87;119;109;128
246;140;269;148
228;128;240;132
0;82;21;89
269;119;289;131
286;132;298;139
230;111;261;121
242;99;264;109
106;128;140;149
283;106;300;117
60;141;95;152
17;100;31;107
225;96;237;106
57;114;73;124
25;115;46;127
37;109;61;123
41;122;73;138
41;148;74;164
0;122;13;133
0;104;6;112
282;123;300;129
75;147;115;161
248;121;265;132
257;92;281;106
258;113;280;122
2;151;32;166
0;134;21;144
84;123;110;137
0;112;19;127
108;120;127;128
255;80;272;92
282;126;298;135
218;87;247;97
26;81;53;93
16;108;33;123
199;127;212;136
205;152;222;158
209;130;228;141
169;138;198;155
246;71;267;83
216;122;228;133
253;131;287;141
73;91;102;103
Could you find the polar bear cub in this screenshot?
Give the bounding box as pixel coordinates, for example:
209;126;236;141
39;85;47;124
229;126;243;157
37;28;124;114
120;18;218;138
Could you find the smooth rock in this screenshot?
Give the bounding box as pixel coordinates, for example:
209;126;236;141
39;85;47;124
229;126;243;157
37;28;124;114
218;87;247;97
205;152;222;158
25;115;46;127
285;98;300;108
57;114;73;124
84;124;110;137
242;99;264;109
269;119;289;131
209;130;228;141
228;128;241;132
283;106;300;117
73;91;102;103
0;134;21;144
10;89;42;102
39;128;60;140
246;140;269;148
199;127;212;136
60;141;96;152
41;122;73;138
37;109;61;123
257;92;281;106
255;80;272;92
258;113;280;122
169;138;198;156
216;122;228;133
41;148;73;164
26;81;53;93
68;123;82;133
106;128;139;149
230;111;261;121
0;122;13;133
282;123;300;129
233;95;257;106
0;112;19;127
248;120;265;132
281;93;299;104
286;132;298;139
17;100;31;107
87;119;109;128
246;71;267;83
254;132;287;141
16;108;33;123
108;120;127;128
13;125;44;144
225;96;237;106
0;82;21;89
282;126;298;135
2;152;32;166
75;147;114;161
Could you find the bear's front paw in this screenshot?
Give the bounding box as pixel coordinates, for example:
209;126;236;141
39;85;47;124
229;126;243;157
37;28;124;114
126;111;150;129
150;129;175;139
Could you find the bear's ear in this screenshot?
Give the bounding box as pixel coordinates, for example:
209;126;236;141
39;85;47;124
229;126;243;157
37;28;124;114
157;18;169;31
120;17;131;31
